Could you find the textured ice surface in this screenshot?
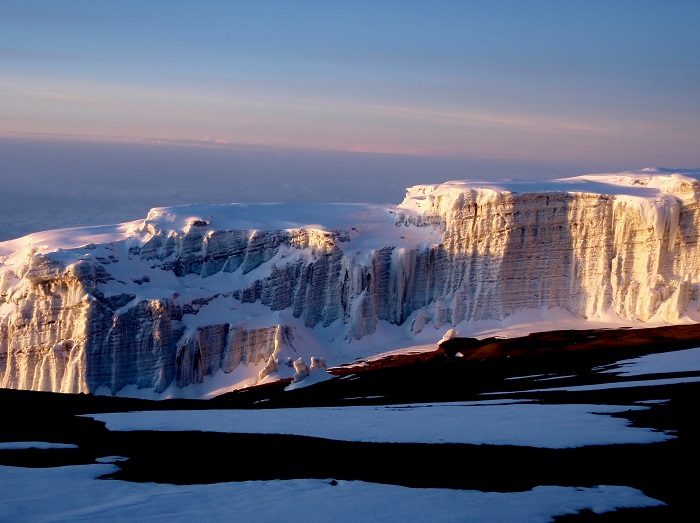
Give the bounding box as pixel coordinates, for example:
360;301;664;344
2;168;700;397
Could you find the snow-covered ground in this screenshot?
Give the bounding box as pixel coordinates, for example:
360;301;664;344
2;346;696;522
0;466;661;523
86;400;670;448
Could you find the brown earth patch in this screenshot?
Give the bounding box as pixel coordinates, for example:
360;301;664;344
328;323;700;375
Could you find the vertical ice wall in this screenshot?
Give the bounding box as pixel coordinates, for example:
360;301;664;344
387;176;700;325
1;173;699;395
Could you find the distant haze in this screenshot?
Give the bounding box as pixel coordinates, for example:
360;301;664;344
0;137;627;242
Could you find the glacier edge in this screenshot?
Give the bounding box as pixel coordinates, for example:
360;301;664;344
2;168;700;397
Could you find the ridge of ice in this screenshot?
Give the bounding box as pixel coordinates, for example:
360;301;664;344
2;168;700;398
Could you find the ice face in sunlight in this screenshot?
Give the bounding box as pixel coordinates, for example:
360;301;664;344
1;168;700;397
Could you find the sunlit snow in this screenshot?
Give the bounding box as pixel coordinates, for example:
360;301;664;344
3;168;700;398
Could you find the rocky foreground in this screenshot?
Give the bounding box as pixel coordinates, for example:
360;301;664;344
1;323;699;521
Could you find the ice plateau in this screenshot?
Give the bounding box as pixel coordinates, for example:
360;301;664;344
1;168;700;398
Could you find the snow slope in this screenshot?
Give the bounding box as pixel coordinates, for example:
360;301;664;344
1;168;700;397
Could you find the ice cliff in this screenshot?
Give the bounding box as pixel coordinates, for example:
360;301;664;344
1;168;700;397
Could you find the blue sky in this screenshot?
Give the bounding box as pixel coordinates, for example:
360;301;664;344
1;0;699;223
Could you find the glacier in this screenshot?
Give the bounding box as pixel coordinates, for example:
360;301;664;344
1;167;700;398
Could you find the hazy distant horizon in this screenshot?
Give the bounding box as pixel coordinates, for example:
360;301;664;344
0;135;640;242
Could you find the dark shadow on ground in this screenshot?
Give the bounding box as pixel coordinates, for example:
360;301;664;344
1;323;699;522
